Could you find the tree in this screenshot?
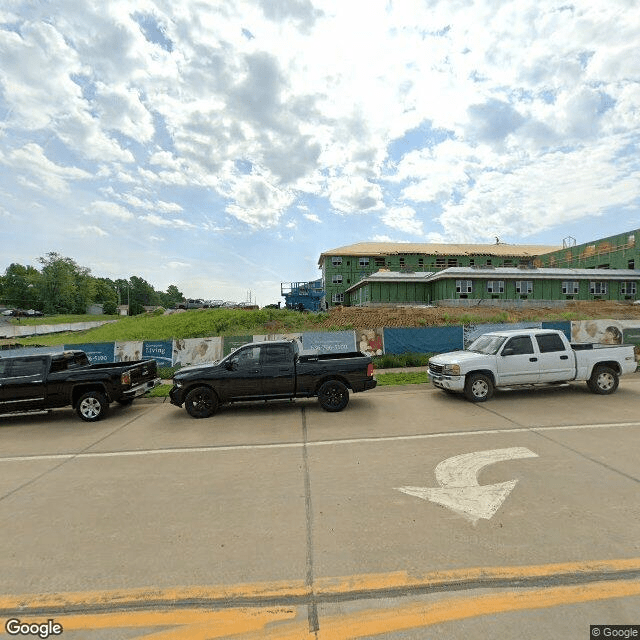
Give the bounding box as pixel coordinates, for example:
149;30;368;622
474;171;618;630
93;277;119;315
158;284;184;309
128;276;161;315
0;263;41;309
38;252;95;314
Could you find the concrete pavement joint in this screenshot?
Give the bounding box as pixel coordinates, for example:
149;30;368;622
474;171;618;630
301;406;320;637
530;427;640;485
0;405;157;503
476;401;640;484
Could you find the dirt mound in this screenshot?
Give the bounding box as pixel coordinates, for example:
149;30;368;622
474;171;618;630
312;301;640;330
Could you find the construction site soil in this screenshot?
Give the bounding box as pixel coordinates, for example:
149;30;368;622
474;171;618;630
308;302;640;330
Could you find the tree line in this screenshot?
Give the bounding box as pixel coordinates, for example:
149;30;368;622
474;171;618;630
0;252;184;316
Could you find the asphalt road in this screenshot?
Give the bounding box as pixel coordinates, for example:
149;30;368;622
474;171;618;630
1;378;639;639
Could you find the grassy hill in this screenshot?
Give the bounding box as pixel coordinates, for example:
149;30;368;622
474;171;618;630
4;301;640;348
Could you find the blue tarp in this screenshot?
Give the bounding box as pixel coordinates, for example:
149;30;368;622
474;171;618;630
541;321;571;340
383;327;463;354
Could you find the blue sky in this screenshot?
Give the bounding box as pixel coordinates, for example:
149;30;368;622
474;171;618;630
1;0;639;306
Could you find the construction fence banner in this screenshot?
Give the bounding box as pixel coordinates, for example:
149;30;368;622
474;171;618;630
1;319;633;366
301;330;357;353
64;342;115;363
223;335;254;356
173;338;223;367
143;341;173;367
356;328;385;357
541;321;572;340
0;345;64;358
463;322;542;348
383;326;464;355
115;341;144;362
571;319;640;345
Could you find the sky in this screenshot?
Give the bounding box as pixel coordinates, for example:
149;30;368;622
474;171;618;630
0;0;639;306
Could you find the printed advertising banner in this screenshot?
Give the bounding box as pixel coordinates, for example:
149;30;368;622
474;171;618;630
0;345;64;358
64;342;115;363
143;341;173;366
383;326;463;354
302;331;357;353
174;338;224;366
115;341;143;362
222;335;254;356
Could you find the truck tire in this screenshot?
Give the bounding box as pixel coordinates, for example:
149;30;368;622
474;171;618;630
184;386;218;418
76;391;109;422
464;373;494;402
587;366;619;395
318;380;349;412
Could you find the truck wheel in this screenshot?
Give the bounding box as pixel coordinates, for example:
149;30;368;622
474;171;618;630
464;373;494;402
588;366;619;395
318;380;349;412
76;391;109;422
184;386;218;418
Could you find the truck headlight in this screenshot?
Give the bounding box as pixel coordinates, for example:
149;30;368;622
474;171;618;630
443;364;460;376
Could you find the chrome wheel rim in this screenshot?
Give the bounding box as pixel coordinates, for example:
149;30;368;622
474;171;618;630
80;397;101;418
471;379;488;398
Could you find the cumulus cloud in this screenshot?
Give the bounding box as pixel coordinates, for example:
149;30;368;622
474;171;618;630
1;143;91;194
89;200;134;220
381;206;424;236
1;0;640;301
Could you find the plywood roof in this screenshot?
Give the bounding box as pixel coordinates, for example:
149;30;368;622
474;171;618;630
319;242;560;266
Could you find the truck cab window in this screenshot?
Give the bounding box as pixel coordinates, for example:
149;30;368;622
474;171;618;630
536;334;566;353
503;336;534;355
262;346;290;364
10;358;46;378
235;346;261;367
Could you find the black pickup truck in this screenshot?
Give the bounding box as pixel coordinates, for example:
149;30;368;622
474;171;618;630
169;340;377;417
0;350;161;421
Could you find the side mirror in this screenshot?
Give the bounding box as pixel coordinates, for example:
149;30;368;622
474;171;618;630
502;347;515;356
225;360;237;371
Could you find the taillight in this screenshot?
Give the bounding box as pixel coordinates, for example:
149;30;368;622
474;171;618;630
367;363;374;377
121;372;131;386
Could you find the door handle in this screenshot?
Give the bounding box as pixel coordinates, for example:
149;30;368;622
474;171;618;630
529;357;538;362
560;355;569;360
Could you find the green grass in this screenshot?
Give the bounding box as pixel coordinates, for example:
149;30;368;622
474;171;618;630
372;352;432;368
375;372;429;386
9;314;117;325
6;308;329;346
145;384;172;398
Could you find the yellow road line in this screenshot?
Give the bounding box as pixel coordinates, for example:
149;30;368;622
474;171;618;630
2;556;640;614
17;607;297;640
239;579;640;640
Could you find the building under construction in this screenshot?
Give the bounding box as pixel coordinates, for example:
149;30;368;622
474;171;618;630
316;228;640;308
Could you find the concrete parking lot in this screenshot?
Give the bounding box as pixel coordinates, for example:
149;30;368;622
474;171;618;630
1;379;639;638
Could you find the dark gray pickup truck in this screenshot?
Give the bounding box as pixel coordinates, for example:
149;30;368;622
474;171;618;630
169;340;377;417
0;350;161;421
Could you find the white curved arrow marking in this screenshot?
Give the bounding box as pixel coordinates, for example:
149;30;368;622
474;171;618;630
396;447;538;524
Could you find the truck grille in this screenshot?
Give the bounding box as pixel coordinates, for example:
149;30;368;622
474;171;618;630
429;363;444;375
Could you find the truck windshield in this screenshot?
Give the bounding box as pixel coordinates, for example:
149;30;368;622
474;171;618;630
467;335;507;355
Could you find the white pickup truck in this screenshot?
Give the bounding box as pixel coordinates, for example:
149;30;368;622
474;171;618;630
428;328;637;402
